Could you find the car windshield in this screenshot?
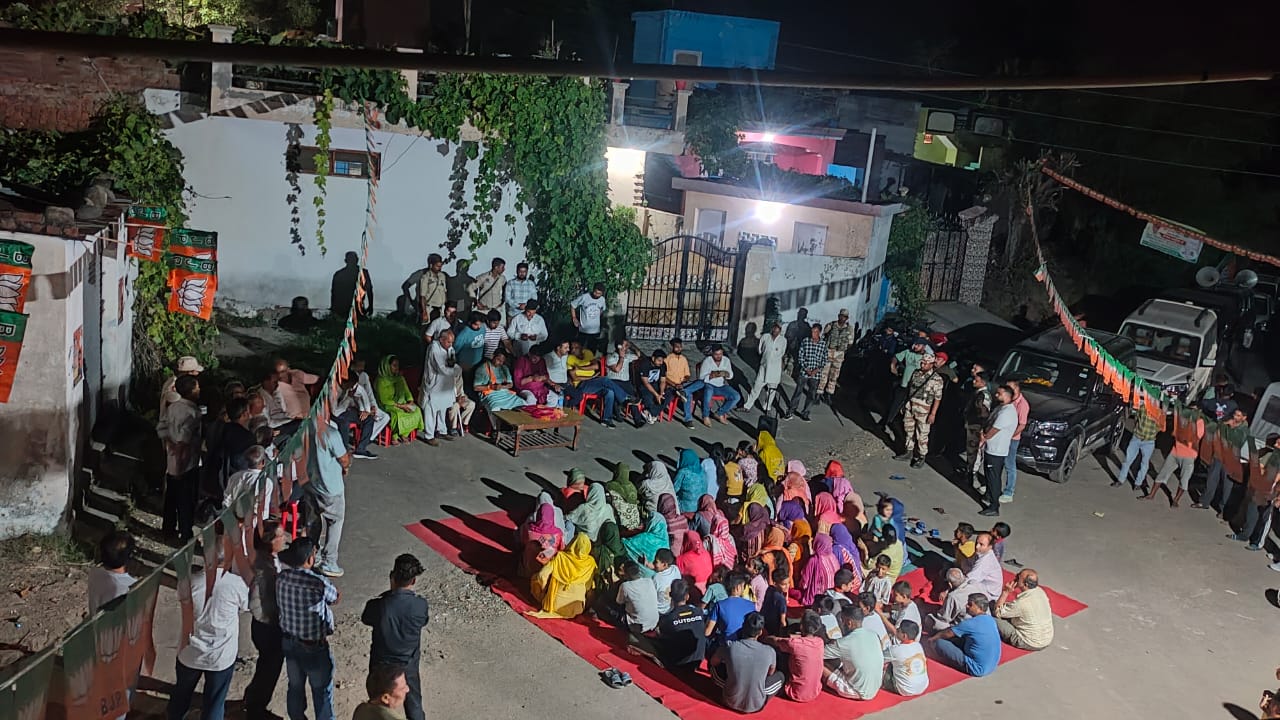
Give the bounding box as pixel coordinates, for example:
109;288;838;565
1118;321;1200;367
999;350;1094;401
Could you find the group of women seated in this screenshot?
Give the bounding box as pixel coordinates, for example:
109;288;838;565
515;430;913;641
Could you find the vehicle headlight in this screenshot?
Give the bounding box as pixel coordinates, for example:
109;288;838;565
1036;420;1070;437
1162;382;1189;399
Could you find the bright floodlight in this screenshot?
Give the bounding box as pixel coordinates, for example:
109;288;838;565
755;201;783;223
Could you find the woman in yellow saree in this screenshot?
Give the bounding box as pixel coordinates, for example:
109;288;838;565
528;532;596;619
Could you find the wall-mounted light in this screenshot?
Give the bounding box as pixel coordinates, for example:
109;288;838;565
761;132;777;143
755;201;783;224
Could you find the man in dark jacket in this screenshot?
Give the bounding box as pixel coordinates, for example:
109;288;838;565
361;554;430;720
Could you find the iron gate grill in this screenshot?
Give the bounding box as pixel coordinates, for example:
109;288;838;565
626;234;741;344
919;215;969;302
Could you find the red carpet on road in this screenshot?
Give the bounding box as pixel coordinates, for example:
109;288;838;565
407;510;1087;720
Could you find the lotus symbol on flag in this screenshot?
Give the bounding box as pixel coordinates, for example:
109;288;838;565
127;606;144;644
133;227;159;257
69;660;93;706
98;623;123;664
177;276;208;314
0;273;22;312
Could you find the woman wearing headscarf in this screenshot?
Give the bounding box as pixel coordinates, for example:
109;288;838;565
592;521;624;586
374;355;427;442
672;449;705;513
736;482;772;525
787;458;808;479
757;431;785;480
656;494;688;556
528;532;596;619
863;524;905;581
723;456;744;502
675;530;713;593
829;522;862;579
738;455;761;490
518;498;564;577
565;483;612;543
757;526;791;578
562;468;588;512
737;503;771;558
787;519;813;576
638;461;676;515
812;492;841;528
822;460;856;512
605;464;643;532
781;471;811;509
621;512;668;566
700;454;721;503
797;533;840;605
775;498;806;530
699;495;737;569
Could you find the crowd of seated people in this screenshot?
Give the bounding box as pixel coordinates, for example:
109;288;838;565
507;430;1055;710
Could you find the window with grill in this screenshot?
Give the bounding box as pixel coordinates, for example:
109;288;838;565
298;147;382;179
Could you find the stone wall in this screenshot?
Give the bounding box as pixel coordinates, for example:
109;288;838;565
0;48;179;131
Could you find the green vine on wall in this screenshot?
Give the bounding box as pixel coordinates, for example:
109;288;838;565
283;122;304;252
884;200;934;325
311;88;333;255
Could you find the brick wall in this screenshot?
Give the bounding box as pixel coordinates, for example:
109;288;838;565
0;49;179;132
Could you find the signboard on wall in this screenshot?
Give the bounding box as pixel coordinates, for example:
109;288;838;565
1139;221;1204;263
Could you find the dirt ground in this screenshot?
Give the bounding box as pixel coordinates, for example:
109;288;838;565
0;535;95;673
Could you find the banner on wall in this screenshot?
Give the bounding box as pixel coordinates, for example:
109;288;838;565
0;310;28;403
165;254;217;320
123;206;168;262
0;240;34;313
168;229;218;260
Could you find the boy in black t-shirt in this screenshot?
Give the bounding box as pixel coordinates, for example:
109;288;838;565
633;350;670;425
761;568;791;637
628;579;707;671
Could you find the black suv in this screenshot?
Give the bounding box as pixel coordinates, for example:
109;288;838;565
996;327;1137;483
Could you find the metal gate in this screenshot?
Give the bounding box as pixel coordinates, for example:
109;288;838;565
919;214;968;302
626;234;742;344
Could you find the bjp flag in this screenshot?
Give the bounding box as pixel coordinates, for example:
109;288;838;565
0;240;34;313
0;310;28;403
123;206;168;262
165;254;217;320
168;228;218;260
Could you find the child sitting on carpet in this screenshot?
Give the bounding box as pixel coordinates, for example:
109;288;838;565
761;610;826;703
862;555;893;606
616;561;659;635
874;580;922;642
701;566;730;608
705;573;756;652
651;549;681;614
826;568;857;604
812;594;842;640
762;567;790;637
883;620;929;697
858;591;890;649
953;522;977;572
991;521;1011;563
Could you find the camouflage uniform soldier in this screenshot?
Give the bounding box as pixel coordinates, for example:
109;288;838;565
819;308;855;402
898;354;945;468
963;371;994;482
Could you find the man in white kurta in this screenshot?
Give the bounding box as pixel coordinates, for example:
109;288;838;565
743;322;788;414
419;331;460;444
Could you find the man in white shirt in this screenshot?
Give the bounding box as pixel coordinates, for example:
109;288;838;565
979;384;1018;516
422;300;459;344
334;375;378;459
743;322;787;414
158;374;202;542
570;282;608;354
964;532;1004;601
419;331;460;446
351;357;391;442
159;355;203;416
697;345;741;427
274;358;318;419
504;261;538;318
506;299;549;357
167;560;250;720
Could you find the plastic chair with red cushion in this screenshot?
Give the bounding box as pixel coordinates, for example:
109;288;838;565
576;357;608;420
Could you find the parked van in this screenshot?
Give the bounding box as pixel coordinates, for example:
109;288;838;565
1119;299;1220;403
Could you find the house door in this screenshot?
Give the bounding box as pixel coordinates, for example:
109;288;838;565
626;234;743;345
920;214;969;301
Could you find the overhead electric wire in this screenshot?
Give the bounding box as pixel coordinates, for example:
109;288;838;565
781;40;1280;118
905;90;1280;148
0;28;1273;91
1008;137;1280;179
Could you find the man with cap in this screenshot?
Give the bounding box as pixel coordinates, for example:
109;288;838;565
160;356;204;415
743;321;787;414
820;309;855;403
898;353;945;468
884;335;929;428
